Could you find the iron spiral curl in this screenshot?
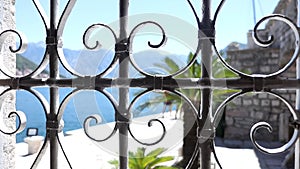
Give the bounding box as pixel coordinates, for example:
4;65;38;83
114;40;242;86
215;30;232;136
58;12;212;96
0;30;27;54
127;89;169;146
127;21;167;77
84;114;118;142
0;111;26;135
211;0;300;154
55;88;119;142
0;8;50;79
66;89;119;142
127;88;201;165
80;23;119;77
127;119;166;146
210;6;300;154
250;91;299;154
212;89;299;154
16;88;49;169
0;86;50;136
5;0;299;168
128;21;167;50
213;14;300;78
127;20;201;78
83;24;118;51
252;14;300;77
0;30;28;78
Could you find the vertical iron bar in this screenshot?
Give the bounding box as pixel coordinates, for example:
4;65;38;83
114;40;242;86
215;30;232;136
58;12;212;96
200;0;213;169
118;0;129;169
119;0;129;41
49;0;59;169
295;1;300;168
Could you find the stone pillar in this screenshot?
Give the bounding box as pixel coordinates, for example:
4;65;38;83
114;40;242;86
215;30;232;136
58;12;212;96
0;0;16;169
279;113;289;142
247;30;255;49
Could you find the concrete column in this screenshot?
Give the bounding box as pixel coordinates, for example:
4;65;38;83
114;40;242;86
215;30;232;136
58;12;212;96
279;113;289;142
0;0;16;169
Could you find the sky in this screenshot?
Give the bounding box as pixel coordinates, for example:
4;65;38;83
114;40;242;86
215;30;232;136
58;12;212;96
15;0;280;53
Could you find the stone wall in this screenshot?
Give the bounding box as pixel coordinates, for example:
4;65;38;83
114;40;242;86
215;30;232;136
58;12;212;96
224;0;298;141
0;0;16;169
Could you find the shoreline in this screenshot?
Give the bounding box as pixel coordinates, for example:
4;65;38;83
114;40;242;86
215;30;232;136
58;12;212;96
16;111;184;169
15;111;262;169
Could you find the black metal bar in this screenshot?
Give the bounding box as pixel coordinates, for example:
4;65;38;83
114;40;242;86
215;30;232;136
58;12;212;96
119;0;129;40
199;0;213;169
1;1;299;169
118;0;130;169
5;77;300;90
48;1;59;169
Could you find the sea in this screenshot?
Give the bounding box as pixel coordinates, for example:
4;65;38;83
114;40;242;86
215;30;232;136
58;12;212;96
15;87;167;143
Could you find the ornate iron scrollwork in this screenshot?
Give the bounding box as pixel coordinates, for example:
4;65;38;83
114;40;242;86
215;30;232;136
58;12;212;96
0;0;299;168
214;14;300;78
250;91;299;154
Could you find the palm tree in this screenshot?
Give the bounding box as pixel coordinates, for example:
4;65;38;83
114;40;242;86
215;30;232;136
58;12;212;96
109;147;179;169
135;52;237;168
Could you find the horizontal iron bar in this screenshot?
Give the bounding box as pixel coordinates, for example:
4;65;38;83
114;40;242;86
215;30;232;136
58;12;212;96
3;77;300;90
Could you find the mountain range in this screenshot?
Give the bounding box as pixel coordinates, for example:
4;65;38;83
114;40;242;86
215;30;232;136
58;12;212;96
18;42;114;77
17;41;246;77
17;42;191;77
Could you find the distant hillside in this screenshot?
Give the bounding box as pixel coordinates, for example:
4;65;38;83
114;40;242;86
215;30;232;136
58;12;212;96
16;54;49;76
16;54;65;78
18;41;242;77
21;42;114;77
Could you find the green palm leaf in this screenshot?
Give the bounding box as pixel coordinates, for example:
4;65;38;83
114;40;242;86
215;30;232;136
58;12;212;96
147;156;175;169
154;166;179;169
146;148;165;157
111;147;180;169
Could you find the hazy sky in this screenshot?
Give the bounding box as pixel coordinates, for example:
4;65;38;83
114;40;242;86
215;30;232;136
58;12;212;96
15;0;280;52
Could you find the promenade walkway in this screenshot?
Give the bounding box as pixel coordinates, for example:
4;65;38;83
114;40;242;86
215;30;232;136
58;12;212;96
15;114;294;169
214;137;293;169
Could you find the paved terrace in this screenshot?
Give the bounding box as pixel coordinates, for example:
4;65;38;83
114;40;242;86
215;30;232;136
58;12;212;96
15;114;294;169
214;138;293;169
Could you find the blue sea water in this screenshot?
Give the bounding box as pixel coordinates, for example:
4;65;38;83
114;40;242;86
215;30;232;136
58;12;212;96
16;87;166;143
16;87;116;142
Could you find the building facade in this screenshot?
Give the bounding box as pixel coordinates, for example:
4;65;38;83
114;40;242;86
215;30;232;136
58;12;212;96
224;0;298;142
0;0;16;169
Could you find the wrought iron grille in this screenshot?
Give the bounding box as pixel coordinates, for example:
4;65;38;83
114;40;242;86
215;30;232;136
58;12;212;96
0;0;300;169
